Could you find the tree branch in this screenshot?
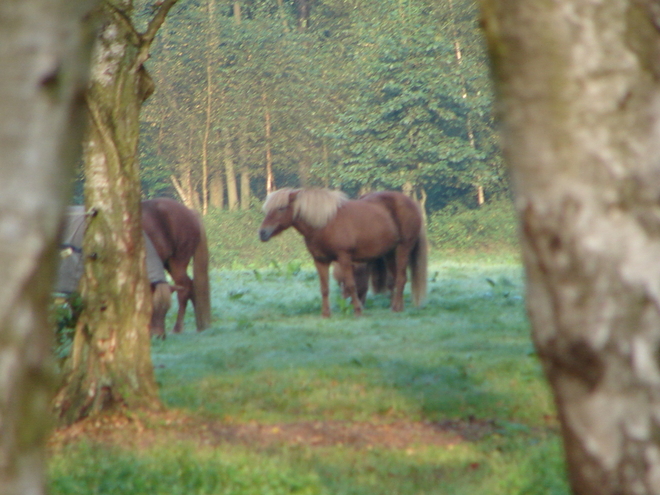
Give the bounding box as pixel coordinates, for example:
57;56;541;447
143;0;179;48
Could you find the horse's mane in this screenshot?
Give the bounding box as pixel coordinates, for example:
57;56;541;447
263;188;348;229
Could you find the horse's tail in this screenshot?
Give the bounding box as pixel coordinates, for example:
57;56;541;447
192;218;212;331
369;258;389;294
410;221;428;307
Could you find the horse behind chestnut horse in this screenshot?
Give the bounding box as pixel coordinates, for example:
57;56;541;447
333;258;395;305
142;198;211;336
259;188;427;317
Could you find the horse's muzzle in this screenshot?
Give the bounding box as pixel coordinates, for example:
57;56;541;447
259;227;274;242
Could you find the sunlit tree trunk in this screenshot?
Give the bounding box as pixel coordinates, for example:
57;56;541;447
200;0;218;215
210;173;224;209
54;0;179;426
171;162;198;210
239;118;251;209
447;0;481;206
293;0;310;29
201;59;212;214
480;1;660;493
233;1;241;24
263;93;274;193
0;1;97;492
223;125;239;211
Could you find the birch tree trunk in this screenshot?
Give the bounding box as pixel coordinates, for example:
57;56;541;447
0;1;97;493
480;1;660;493
54;0;179;425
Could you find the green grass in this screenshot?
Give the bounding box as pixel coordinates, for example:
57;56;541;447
49;258;570;495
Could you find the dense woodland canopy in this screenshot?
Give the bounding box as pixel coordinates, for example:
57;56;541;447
134;0;504;214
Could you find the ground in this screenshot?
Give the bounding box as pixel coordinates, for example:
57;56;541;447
48;409;497;453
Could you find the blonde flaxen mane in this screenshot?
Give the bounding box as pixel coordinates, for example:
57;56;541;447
262;188;348;229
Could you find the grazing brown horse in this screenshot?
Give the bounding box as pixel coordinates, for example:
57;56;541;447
333;258;395;305
259;188;427;317
142;198;211;335
332;262;370;305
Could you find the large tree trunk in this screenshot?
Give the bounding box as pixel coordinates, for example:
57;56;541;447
0;1;97;493
54;0;179;426
480;1;660;493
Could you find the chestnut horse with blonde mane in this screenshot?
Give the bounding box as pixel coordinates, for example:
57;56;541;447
142;198;211;335
259;188;427;316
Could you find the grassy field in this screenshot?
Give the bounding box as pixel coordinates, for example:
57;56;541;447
48;251;570;494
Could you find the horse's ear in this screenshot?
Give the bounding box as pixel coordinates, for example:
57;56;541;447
288;189;301;204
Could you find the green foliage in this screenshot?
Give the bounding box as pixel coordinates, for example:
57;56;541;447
427;198;518;253
136;0;505;212
50;292;84;363
326;2;504;208
203;208;311;269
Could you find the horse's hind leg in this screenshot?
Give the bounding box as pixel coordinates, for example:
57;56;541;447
391;246;411;312
337;255;363;316
314;260;332;318
168;261;193;333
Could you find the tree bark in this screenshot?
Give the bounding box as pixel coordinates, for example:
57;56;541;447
263;93;274;194
54;0;179;425
0;0;97;493
223;126;239;211
210;173;224;209
239;117;251;209
480;1;660;493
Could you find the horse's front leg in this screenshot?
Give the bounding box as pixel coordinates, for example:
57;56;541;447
314;260;332;318
337;256;362;316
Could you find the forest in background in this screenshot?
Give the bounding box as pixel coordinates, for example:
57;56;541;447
133;0;505;215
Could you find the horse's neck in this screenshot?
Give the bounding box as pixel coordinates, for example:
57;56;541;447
293;218;317;240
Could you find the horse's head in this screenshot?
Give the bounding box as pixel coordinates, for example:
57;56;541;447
259;188;300;242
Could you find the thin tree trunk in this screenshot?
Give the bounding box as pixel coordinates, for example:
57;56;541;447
201;60;211;215
0;1;97;493
210;173;224;209
233;1;241;24
171;162;197;210
448;0;481;205
240;169;251;209
238;118;251;209
322;142;330;187
200;0;217;215
263;92;274;193
223;126;239;211
480;1;660;493
298;154;310;187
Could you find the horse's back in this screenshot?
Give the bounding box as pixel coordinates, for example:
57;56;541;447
358;191;422;241
313;200;399;260
142;198;201;261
